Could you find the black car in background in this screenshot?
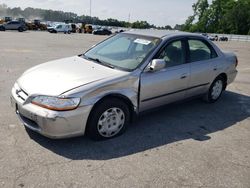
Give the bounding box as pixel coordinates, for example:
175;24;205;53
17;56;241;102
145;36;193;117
93;28;112;35
219;36;229;41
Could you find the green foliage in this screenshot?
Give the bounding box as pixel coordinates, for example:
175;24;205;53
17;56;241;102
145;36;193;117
183;0;250;35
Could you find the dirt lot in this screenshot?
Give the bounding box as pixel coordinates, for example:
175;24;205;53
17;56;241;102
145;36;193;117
0;31;249;188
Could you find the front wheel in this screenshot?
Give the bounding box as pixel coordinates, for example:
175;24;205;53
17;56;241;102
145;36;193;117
0;27;5;31
86;99;130;140
204;76;225;103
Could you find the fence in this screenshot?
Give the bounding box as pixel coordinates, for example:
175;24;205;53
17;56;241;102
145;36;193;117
210;33;250;42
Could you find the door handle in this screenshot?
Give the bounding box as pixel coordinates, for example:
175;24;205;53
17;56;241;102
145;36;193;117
213;67;217;71
180;74;187;79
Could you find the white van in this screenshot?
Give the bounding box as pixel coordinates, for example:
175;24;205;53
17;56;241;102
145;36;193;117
47;23;72;34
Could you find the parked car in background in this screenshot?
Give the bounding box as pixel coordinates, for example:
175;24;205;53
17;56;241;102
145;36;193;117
0;21;27;32
208;35;219;41
115;29;125;34
47;23;72;34
93;28;112;35
83;24;93;34
11;31;238;140
219;36;229;41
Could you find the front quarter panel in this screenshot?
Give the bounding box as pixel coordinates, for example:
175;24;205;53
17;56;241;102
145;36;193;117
62;71;140;113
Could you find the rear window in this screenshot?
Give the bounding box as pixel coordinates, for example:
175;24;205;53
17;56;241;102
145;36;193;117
188;39;218;62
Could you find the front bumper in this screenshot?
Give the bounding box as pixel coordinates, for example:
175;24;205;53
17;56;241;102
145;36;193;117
11;86;92;139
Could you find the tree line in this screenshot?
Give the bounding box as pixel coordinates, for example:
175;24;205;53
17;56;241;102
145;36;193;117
0;4;154;29
1;1;249;34
182;0;250;35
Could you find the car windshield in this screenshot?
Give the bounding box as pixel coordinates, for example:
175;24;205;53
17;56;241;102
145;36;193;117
83;33;161;71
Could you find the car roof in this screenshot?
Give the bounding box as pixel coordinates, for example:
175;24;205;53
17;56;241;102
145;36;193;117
124;29;201;39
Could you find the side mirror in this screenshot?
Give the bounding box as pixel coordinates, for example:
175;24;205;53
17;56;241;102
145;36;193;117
149;59;166;72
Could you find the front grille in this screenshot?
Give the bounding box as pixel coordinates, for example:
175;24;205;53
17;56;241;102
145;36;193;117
19;113;40;130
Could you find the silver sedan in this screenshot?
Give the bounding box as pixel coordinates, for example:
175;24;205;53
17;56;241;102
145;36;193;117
11;30;238;140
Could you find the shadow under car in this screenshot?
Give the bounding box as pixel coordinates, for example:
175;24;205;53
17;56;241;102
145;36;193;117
26;91;250;160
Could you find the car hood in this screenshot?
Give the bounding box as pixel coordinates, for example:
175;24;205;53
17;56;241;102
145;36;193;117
17;56;125;96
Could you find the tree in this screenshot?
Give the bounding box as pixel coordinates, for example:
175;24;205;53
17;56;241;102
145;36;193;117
131;21;151;29
183;0;250;35
192;0;209;21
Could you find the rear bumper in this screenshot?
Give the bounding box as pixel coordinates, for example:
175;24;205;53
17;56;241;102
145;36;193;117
11;87;92;139
227;70;238;85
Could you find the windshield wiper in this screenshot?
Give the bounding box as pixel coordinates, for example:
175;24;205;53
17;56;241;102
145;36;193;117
83;55;115;69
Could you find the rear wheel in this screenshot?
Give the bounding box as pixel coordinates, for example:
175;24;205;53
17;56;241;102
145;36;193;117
204;76;225;103
18;27;24;32
86;98;130;140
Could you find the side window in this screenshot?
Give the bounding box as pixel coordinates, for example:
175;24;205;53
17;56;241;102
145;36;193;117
156;40;185;67
188;39;217;62
56;25;62;29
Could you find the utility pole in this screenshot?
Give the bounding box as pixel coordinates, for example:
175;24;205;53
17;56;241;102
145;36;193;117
128;13;130;23
90;0;92;17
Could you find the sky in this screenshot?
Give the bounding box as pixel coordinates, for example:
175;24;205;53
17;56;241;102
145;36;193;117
1;0;204;26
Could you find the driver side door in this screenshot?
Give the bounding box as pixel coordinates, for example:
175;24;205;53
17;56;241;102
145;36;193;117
139;39;190;112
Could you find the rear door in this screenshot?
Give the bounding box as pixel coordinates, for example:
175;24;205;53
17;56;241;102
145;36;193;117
140;39;190;112
186;38;219;97
13;21;20;29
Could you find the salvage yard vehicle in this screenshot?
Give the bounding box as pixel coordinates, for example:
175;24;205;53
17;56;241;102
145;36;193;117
47;23;72;34
219;36;229;41
0;16;12;24
93;28;112;35
0;21;27;32
11;30;238;140
83;24;93;33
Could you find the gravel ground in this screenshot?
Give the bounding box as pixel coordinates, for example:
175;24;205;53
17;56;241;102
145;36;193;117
0;31;249;188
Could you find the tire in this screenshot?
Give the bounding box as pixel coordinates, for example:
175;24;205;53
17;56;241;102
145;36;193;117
18;27;24;32
0;27;5;31
203;76;225;103
86;98;130;140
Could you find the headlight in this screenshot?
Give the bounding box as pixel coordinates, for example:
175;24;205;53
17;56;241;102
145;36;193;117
31;95;81;111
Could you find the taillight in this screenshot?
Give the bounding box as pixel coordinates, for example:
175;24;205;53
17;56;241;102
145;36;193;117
235;57;238;68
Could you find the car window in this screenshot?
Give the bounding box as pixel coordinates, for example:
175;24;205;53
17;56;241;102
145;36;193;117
156;40;185;67
56;25;62;29
188;39;217;62
84;33;160;71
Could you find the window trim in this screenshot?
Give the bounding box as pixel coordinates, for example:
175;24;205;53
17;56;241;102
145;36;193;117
186;37;218;63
